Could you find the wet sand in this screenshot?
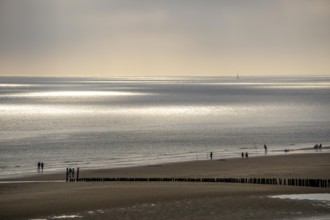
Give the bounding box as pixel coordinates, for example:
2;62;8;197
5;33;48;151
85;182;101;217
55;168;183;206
1;153;330;219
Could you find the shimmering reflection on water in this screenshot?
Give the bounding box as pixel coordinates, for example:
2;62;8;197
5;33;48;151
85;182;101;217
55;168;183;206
0;103;277;116
0;83;34;87
1;91;148;98
0;76;330;179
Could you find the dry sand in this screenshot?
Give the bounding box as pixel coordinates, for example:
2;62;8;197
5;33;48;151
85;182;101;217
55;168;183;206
1;153;330;219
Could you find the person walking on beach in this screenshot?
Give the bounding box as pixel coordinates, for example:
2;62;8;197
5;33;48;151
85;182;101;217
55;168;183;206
241;152;244;158
264;144;268;155
210;152;213;160
41;162;44;172
37;162;40;170
245;152;248;158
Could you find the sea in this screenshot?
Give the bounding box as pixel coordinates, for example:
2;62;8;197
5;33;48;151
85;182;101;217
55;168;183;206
0;76;329;179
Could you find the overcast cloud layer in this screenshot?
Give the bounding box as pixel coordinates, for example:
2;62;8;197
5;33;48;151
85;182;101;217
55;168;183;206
0;0;329;77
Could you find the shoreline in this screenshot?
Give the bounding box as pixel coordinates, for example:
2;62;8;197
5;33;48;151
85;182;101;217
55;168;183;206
0;145;330;181
0;150;330;183
1;152;330;219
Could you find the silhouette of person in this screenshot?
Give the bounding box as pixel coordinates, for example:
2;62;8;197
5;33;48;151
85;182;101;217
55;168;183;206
241;152;244;158
37;162;40;170
41;162;44;171
245;152;248;158
210;152;213;160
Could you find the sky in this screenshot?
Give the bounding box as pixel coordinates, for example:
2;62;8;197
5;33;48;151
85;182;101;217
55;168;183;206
0;0;329;77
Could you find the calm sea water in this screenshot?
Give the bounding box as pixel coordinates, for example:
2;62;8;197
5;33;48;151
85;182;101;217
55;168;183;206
0;76;330;179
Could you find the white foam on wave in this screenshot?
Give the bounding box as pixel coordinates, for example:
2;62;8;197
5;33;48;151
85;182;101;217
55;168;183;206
271;193;330;202
50;214;82;219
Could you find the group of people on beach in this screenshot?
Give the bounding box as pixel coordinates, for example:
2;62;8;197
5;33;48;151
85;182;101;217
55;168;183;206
241;152;248;158
314;143;322;150
68;167;75;178
211;143;269;160
37;162;44;172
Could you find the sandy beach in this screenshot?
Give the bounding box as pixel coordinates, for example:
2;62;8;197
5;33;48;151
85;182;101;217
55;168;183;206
1;153;330;219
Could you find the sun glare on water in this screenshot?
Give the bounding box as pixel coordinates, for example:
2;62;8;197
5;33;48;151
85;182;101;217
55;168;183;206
4;91;145;98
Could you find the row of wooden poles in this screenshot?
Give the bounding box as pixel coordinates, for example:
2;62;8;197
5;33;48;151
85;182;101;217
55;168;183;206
66;168;330;188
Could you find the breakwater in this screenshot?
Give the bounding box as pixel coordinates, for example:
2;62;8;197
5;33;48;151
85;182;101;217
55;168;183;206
65;168;330;188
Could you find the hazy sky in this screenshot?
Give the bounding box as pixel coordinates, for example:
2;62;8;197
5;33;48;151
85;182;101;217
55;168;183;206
0;0;329;77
